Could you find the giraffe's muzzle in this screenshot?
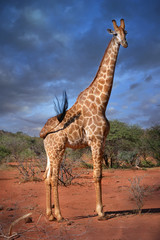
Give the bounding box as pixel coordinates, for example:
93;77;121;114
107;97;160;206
122;40;128;48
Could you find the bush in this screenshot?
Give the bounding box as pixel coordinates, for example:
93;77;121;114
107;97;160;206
146;126;160;165
118;151;138;168
128;176;145;214
17;158;43;182
0;122;160;171
80;160;93;169
0;131;45;163
19;148;36;159
0;146;11;162
141;159;155;168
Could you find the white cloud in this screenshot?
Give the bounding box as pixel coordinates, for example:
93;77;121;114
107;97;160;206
106;107;118;116
53;33;70;46
122;105;128;109
149;94;160;104
19;32;42;47
24;8;46;26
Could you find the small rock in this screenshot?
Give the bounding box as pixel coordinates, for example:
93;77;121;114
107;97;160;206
0;205;4;211
67;221;74;226
6;207;14;211
25;216;33;223
29;207;34;210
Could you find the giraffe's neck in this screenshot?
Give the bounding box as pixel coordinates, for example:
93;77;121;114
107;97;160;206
89;37;120;112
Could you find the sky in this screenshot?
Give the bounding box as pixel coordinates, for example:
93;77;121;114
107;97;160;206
0;0;160;136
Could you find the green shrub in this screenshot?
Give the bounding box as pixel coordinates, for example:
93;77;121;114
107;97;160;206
1;122;160;170
0;131;45;163
80;160;93;169
118;151;137;164
0;146;11;162
19;148;36;159
141;159;155;168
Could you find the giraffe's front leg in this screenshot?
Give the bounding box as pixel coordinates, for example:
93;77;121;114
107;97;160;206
93;168;105;218
91;142;105;219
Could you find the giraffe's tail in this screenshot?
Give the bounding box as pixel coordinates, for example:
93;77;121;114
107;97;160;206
53;91;68;123
39;91;68;139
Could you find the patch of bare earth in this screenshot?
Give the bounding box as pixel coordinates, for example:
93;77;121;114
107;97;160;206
0;167;160;240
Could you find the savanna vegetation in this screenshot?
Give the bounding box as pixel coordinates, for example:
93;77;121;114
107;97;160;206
0;120;160;173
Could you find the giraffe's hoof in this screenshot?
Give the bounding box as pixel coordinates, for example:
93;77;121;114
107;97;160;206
57;217;66;223
48;215;56;221
97;215;108;221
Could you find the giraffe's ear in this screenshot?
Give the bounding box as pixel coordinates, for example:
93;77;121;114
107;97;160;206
107;29;114;35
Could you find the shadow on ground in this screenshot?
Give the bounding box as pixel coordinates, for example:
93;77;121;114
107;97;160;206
72;208;160;220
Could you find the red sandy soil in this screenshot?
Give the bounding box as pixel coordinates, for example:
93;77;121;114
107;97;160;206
0;167;160;240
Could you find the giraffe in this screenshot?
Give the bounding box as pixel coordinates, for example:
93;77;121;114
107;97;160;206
40;19;128;222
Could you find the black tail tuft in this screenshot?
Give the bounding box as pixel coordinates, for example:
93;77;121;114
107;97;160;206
53;91;68;122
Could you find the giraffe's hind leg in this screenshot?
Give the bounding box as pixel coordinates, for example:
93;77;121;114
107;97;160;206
44;160;55;221
50;149;65;222
45;152;65;221
51;172;63;222
45;178;55;221
44;134;66;222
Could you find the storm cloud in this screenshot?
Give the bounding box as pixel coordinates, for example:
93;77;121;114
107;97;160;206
0;0;160;135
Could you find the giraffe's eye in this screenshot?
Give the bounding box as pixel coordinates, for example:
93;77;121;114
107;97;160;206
113;33;117;37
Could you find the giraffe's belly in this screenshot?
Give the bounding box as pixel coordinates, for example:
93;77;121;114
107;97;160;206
65;140;88;149
65;127;88;149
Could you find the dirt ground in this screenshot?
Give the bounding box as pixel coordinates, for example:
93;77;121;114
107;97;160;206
0;167;160;240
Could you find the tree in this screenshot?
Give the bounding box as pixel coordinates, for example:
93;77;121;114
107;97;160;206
146;125;160;165
105;120;144;168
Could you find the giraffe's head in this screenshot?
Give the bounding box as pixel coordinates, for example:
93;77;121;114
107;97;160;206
107;19;128;48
